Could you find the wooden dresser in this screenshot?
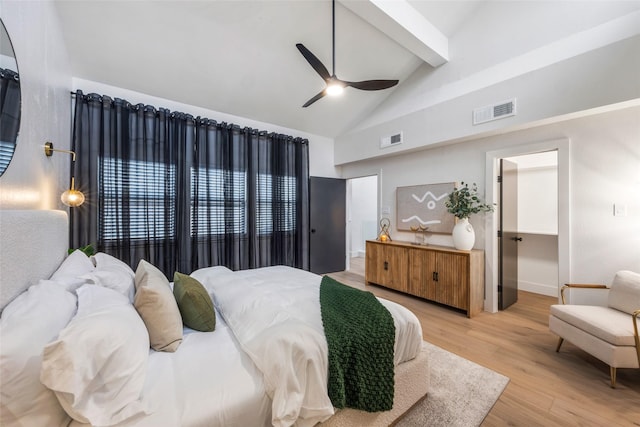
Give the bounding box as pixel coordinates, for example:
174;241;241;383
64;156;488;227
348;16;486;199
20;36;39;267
365;240;484;317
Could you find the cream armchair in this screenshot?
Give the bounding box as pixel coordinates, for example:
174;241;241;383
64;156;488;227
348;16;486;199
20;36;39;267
549;270;640;388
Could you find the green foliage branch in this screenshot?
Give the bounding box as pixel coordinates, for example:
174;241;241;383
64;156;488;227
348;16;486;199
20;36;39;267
445;182;494;219
68;244;95;257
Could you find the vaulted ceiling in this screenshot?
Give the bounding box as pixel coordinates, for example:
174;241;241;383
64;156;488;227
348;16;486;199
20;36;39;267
53;0;640;138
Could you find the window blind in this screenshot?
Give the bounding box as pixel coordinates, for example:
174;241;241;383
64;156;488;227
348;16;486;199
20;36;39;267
0;140;13;173
256;174;296;234
191;167;247;236
101;158;176;241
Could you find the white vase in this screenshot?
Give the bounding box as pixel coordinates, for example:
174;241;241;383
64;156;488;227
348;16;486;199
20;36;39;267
452;217;475;250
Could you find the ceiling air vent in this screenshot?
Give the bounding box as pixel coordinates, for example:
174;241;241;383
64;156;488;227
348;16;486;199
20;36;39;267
473;98;516;125
380;132;403;149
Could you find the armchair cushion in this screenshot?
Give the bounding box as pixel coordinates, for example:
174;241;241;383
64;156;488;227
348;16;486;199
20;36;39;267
550;304;637;347
607;270;640;315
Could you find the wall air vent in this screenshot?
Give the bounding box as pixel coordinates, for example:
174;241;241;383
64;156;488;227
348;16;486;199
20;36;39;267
380;132;403;149
473;98;516;125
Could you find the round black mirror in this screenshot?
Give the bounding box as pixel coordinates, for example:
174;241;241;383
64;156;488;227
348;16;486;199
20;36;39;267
0;18;21;177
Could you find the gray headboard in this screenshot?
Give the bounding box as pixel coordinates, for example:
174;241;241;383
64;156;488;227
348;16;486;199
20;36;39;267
0;210;69;310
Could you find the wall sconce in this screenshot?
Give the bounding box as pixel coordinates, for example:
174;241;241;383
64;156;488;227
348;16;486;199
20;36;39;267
44;141;85;207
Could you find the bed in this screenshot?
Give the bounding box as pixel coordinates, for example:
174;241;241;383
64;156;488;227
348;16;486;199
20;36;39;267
0;210;429;427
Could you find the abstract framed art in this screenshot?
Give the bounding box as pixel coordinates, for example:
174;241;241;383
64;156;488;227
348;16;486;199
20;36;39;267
396;182;456;233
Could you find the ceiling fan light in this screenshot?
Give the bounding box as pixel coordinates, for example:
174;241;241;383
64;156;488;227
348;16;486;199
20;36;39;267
326;83;344;97
297;0;398;107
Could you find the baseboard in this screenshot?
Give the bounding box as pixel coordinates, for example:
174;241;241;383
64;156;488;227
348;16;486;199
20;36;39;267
519;280;558;297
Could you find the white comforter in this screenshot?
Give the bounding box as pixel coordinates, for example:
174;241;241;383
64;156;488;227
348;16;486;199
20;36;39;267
191;265;423;427
69;307;272;427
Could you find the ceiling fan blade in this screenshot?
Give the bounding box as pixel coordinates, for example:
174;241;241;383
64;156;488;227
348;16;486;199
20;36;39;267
296;43;331;82
343;79;399;91
302;90;327;108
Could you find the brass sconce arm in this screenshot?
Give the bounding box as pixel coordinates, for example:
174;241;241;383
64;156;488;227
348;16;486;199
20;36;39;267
44;141;76;161
43;141;85;207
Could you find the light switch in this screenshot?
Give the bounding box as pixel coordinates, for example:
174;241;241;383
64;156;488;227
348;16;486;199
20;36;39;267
614;203;627;217
381;206;391;215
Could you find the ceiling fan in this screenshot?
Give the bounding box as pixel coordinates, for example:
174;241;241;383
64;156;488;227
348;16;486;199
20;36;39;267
296;0;399;108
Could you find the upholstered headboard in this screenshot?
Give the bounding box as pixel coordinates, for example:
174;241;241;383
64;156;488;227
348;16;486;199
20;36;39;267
0;210;69;310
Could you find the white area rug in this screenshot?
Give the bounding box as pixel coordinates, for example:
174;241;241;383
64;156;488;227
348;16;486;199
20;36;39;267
397;342;509;427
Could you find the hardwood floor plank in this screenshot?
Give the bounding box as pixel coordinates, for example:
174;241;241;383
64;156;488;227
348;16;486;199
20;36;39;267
329;257;640;426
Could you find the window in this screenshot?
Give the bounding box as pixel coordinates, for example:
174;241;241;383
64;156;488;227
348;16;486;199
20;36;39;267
191;167;247;236
101;158;176;241
0;140;14;173
101;161;296;240
256;174;296;234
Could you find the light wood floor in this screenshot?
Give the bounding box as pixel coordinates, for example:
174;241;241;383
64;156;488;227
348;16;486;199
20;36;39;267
330;257;640;426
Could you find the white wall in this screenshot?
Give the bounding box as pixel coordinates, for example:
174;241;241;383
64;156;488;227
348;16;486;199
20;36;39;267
511;151;558;234
335;34;640;165
0;1;73;210
341;136;491;249
352;4;640;134
569;108;640;283
340;106;640;288
518;233;559;296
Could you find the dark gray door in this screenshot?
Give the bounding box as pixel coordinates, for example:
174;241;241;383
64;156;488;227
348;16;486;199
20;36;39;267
310;177;346;274
499;159;520;310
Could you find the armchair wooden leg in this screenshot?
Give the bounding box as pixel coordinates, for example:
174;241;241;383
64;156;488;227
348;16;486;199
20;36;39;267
555;337;564;352
610;366;617;388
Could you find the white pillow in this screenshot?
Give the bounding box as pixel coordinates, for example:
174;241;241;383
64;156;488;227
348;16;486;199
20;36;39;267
41;285;152;426
607;270;640;315
50;249;95;291
0;280;77;427
92;252;135;278
85;253;136;301
81;270;135;302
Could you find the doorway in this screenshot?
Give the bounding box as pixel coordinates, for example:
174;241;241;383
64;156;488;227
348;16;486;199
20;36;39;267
499;151;559;310
485;138;570;313
346;175;378;275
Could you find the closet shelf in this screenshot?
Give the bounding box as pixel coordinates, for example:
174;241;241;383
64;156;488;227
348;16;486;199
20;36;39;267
518;230;558;236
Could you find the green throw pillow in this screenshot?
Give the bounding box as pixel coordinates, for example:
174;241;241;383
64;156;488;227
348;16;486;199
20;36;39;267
173;272;216;332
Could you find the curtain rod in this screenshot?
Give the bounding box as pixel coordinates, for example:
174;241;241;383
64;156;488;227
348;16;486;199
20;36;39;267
68;90;308;144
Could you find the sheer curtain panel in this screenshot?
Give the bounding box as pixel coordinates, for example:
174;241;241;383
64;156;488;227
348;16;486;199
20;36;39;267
70;90;309;276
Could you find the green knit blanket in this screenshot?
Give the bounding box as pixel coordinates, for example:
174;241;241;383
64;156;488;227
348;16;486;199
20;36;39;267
319;276;396;412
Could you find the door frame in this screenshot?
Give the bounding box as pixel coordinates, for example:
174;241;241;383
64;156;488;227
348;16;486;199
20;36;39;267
484;138;570;313
344;171;381;272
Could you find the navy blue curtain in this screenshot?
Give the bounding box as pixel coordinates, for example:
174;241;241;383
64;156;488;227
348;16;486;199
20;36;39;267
70;90;309;276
